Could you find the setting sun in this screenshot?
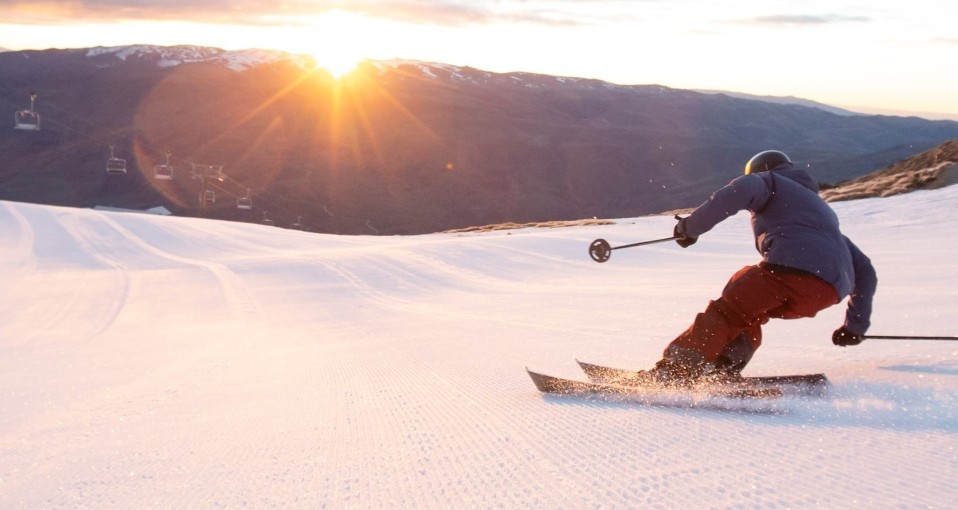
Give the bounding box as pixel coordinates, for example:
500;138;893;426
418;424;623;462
301;10;374;78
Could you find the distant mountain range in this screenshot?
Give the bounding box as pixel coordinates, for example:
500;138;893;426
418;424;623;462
692;90;858;117
2;45;958;234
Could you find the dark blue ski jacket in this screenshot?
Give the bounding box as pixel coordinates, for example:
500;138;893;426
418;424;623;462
678;163;877;334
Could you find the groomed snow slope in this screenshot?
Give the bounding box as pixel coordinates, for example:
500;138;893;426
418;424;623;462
1;186;956;508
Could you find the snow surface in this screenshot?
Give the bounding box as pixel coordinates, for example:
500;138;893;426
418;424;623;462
1;186;957;508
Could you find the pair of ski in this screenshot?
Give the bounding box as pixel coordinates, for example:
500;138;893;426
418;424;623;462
528;360;829;413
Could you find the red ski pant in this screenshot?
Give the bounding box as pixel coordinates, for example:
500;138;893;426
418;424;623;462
664;264;840;365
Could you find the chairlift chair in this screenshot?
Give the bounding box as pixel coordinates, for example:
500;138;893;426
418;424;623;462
106;146;127;174
14;111;40;131
154;153;173;180
261;212;275;226
237;189;253;210
13;92;40;131
290;216;303;230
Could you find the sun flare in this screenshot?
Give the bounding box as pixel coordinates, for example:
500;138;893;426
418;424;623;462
303;10;373;78
315;50;362;78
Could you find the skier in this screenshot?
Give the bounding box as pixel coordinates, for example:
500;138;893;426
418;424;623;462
647;150;878;383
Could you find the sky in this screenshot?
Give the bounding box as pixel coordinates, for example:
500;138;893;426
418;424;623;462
1;0;957;120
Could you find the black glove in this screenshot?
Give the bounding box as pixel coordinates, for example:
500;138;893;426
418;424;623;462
673;217;697;248
832;326;864;347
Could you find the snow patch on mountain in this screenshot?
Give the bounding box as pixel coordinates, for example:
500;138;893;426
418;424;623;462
86;44;223;63
218;48;313;71
84;44;313;71
372;59;617;91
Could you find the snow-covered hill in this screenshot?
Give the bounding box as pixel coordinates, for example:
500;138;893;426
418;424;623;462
1;186;956;508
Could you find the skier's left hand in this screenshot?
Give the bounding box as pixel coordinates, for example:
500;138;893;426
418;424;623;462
673;217;697;248
832;326;864;346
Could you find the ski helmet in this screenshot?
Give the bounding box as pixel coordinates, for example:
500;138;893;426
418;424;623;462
744;150;791;175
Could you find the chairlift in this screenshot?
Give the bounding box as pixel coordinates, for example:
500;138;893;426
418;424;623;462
237;189;253;210
290;216;303;230
106;146;127;174
14;92;40;131
154;152;173;180
261;212;275;226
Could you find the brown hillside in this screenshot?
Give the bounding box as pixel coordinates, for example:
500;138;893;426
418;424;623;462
821;140;958;202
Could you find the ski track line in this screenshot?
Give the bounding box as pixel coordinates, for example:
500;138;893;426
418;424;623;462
481;235;595;269
0;202;36;270
46;214;132;342
91;213;264;326
0;206;117;345
320;248;496;298
303;258;396;311
306;241;568;316
303;248;585;338
400;246;514;291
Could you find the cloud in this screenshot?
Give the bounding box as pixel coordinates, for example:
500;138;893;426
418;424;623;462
747;13;870;26
0;0;593;27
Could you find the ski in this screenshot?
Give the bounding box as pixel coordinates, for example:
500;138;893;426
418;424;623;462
576;359;829;397
526;368;785;415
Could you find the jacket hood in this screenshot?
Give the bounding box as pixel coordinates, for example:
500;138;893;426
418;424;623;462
769;163;820;193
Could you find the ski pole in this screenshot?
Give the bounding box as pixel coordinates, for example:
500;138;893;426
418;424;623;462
589;236;679;263
864;335;958;341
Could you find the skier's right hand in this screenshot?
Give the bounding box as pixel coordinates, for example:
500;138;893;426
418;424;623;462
673;217;697;248
832;326;864;347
